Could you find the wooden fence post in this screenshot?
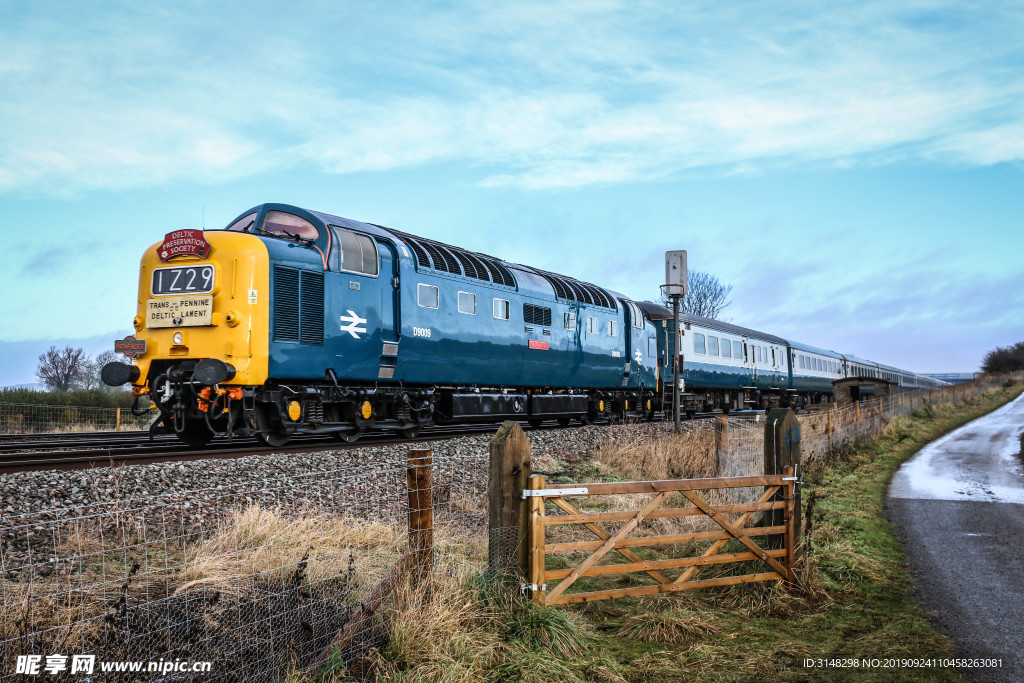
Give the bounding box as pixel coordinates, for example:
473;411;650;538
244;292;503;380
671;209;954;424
783;464;797;586
527;474;546;606
764;409;801;551
407;449;433;583
715;414;729;475
488;421;532;577
312;449;434;672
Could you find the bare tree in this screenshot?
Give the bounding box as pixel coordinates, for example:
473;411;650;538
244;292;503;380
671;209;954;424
36;345;88;391
86;350;129;391
661;270;733;319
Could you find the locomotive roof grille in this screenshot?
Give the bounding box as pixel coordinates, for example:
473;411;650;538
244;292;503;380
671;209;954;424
388;229;517;288
533;270;617;309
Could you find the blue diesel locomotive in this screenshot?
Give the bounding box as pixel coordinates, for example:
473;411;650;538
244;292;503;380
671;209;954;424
103;203;659;446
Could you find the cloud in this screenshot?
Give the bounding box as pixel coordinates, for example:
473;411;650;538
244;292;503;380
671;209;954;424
1;0;1023;194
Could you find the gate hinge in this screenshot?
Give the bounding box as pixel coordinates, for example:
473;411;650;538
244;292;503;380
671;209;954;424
522;487;588;499
520;583;548;594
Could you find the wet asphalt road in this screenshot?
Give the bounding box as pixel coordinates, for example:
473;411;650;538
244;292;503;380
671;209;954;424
887;392;1024;682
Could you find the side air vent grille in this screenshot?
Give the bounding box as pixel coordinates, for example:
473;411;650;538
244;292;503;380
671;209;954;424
524;304;552;327
273;266;323;345
386;228;518;288
533;270;617;309
300;270;324;345
273;267;300;342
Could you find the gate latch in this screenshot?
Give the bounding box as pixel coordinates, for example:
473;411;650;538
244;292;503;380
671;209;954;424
522;487;588;499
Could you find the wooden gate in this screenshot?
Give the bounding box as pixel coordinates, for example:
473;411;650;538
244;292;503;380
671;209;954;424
525;467;797;605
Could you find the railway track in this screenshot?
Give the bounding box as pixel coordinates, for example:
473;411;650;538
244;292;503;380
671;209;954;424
0;409;736;475
0;421;581;474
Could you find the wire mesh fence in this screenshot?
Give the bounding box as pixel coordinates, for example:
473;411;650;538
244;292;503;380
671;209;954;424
0;404;155;435
0;449;490;681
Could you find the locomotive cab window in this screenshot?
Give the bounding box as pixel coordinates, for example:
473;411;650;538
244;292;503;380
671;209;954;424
333;227;379;276
261;211;320;241
418;284;439;309
493;298;510;320
694;333;706;354
225;211;257;232
458;291;476;315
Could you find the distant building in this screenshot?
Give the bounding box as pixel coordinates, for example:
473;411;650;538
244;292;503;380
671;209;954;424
922;373;980;385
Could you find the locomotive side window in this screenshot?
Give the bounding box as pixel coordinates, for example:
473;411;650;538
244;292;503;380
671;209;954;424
608;320;618;337
493;298;510;320
587;316;599;334
458;291;476;315
524;304;552;327
693;333;706;354
262;211;320;240
225;211;257;232
733;341;742;359
564;312;577;329
334;228;379;276
417;284;439;309
708;336;719;356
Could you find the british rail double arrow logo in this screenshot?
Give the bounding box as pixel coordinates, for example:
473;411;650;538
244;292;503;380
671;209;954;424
339;310;368;339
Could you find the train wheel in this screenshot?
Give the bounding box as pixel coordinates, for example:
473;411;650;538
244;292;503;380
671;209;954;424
178;419;213;449
255;429;290;448
333;428;362;443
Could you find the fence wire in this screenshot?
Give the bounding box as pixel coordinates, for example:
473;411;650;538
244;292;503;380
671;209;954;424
1;449;490;682
0;403;155;435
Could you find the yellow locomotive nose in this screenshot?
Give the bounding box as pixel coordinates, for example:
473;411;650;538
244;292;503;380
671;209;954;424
129;231;271;389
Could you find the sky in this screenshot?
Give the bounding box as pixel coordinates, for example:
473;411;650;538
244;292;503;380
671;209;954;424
0;0;1022;386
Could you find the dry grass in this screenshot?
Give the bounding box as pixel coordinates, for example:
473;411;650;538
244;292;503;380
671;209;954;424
593;423;716;481
616;607;719;644
179;505;405;594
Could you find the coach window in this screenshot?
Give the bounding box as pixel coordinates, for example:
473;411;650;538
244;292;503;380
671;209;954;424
334;228;379;276
564;312;577;329
733;341;742;359
708;336;719;356
458;291;476;315
225;211;257;232
756;346;762;363
694;333;706;354
721;339;732;358
418;284;439;309
493;298;510;320
262;210;320;241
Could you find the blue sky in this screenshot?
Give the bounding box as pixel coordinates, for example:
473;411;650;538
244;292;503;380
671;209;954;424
1;0;1021;386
